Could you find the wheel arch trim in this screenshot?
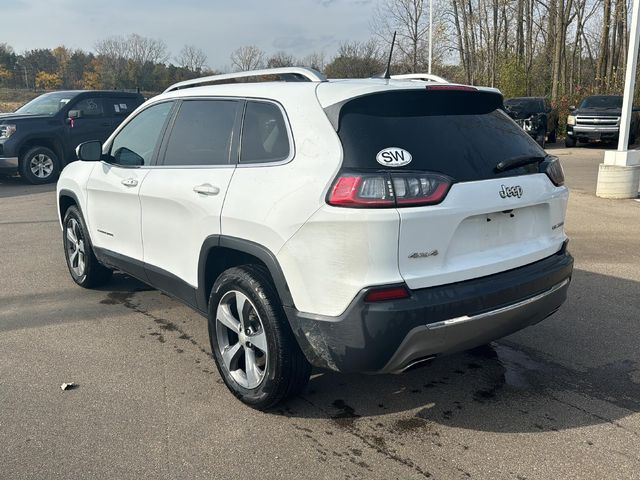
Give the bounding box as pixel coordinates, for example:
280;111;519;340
57;189;88;237
197;235;295;312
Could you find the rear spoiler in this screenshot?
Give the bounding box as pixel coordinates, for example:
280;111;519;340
324;87;504;131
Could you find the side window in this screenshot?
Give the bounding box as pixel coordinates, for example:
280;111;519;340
107;97;141;117
73;98;104;117
109;102;173;167
240;101;291;163
162;100;240;166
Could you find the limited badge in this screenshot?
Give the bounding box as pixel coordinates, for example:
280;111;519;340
376;147;412;167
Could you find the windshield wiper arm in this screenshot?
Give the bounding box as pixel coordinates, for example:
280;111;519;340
495;154;547;172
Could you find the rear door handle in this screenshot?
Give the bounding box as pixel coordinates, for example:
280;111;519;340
193;183;220;196
121;178;138;187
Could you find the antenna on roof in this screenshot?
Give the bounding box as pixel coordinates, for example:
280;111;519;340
382;31;397;80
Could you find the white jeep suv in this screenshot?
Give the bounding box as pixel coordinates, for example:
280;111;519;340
57;67;573;409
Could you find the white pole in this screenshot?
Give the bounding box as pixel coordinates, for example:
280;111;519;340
428;0;433;74
617;0;640;152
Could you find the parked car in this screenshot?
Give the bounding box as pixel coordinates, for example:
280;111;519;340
504;97;559;147
0;90;144;184
565;95;639;147
57;68;573;409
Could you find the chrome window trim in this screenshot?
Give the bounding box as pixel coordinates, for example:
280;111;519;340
103;96;295;170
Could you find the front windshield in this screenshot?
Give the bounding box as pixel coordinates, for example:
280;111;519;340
15;92;74;115
580;96;623;109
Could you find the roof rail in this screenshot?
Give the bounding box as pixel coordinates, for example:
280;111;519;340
390;73;449;83
164;67;327;93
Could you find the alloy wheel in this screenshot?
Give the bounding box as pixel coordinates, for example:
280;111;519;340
215;290;268;389
66;218;86;277
30;153;54;179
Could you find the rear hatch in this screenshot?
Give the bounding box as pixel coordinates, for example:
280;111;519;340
326;87;568;290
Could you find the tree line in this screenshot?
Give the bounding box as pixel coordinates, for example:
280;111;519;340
0;0;636;109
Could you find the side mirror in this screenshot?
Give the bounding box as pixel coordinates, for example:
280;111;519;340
568;105;576;111
68;110;82;119
76;141;102;161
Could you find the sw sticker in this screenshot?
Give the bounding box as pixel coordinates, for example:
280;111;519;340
376;147;412;167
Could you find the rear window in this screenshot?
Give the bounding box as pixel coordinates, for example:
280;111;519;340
240;101;290;163
331;90;544;182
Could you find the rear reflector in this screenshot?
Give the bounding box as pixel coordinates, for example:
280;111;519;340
328;172;452;208
364;285;410;302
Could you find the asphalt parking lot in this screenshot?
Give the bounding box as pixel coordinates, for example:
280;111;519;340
1;144;639;480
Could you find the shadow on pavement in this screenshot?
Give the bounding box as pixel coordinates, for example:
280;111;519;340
7;259;637;435
0;175;55;198
273;268;640;434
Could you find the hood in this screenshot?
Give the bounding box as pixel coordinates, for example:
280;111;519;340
0;112;52;123
573;107;621;117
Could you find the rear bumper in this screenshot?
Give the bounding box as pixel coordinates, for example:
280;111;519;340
285;246;573;373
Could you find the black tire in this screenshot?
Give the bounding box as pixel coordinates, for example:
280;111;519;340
20;146;61;185
565;136;576;148
208;265;311;410
536;132;546;148
62;206;112;288
548;128;557;143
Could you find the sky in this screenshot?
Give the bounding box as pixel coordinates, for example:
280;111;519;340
3;0;377;69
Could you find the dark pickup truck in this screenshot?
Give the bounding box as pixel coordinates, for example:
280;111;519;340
565;95;639;147
0;90;144;184
504;97;559;148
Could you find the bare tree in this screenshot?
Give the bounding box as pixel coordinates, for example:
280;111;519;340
94;36;129;88
301;51;326;72
95;34;169;88
324;40;383;78
126;34;169;65
266;51;297;68
176;45;208;73
372;0;431;72
230;46;265;71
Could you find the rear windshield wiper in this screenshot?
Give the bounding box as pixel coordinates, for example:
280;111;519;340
495;154;547;172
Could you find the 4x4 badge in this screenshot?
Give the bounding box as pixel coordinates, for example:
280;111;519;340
499;185;523;198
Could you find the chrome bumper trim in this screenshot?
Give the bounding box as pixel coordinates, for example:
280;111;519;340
0;157;18;169
573;126;619;133
427;278;571;330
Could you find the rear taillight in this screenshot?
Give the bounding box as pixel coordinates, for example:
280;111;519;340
328;172;452;208
541;156;565;186
327;174;395;207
